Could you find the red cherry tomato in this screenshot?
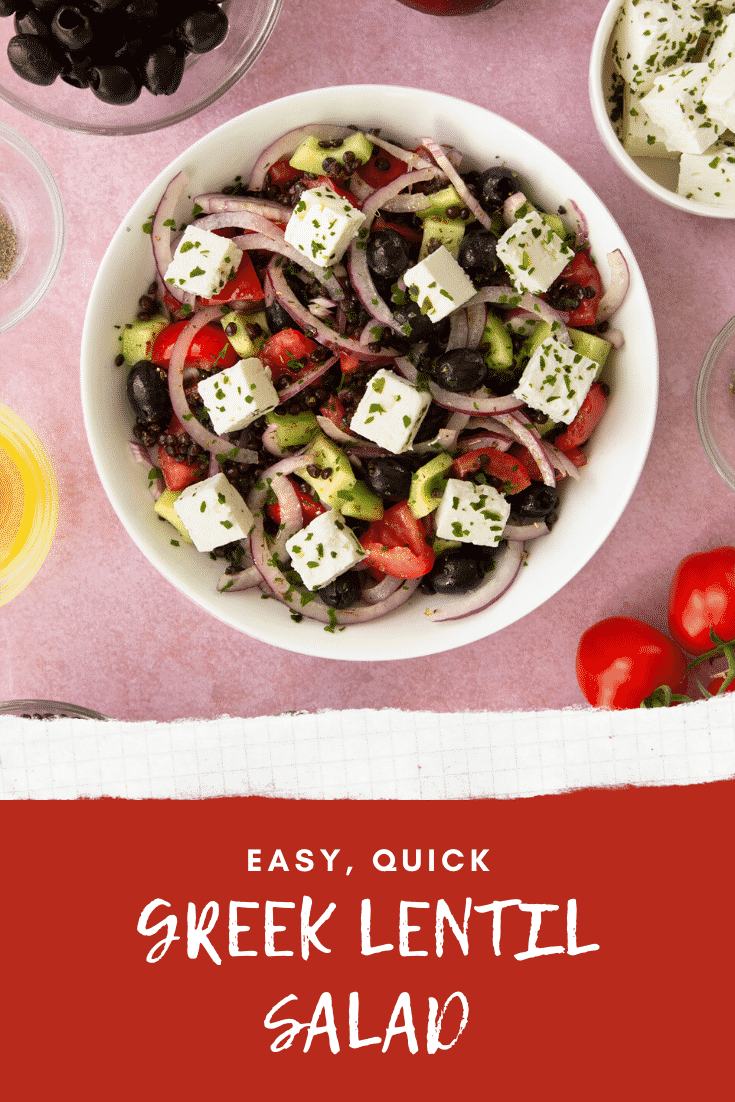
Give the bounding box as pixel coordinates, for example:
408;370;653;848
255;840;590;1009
157;415;206;492
259;328;321;383
511;443;587;482
576;616;688;710
553;383;608;451
707;672;735;696
667;546;735;656
357;148;407;189
266;477;325;526
451;447;531;494
199;252;263;306
266;156;303;191
360;501;435;579
151;320;238;372
546;248;603;327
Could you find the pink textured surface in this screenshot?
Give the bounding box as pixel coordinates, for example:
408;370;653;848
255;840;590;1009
1;0;734;721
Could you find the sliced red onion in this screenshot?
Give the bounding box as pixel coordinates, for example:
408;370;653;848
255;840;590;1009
193;194;288;220
466;302;487;348
247;452;316;513
565;198;588;247
262;422;287;457
349;174;375;205
394;356;524;415
502;520;549;541
465;286;571;346
604;327;624;349
308;295;338;318
419;137;494;231
446;307;469;350
368;133;433;169
248;124;354;191
425;541;526;622
167;306;257;465
540;439;581;480
270;472;304;543
151;171;189;302
276;355;337;403
502;191;528;226
596;249;630;322
491;412;556;487
266;260;397;362
130;441;165;498
380;192;433;214
360;574;404;604
218;565;260;592
457;431;512;453
232;231;344;301
316;415;357;444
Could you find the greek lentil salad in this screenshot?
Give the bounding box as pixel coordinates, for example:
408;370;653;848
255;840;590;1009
120;123;630;628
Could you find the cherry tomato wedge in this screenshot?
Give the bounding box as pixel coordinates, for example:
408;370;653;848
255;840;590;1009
319;392;354;436
259;328;321;383
266;477;325;526
357;147;408;189
451;447;531;494
199;251;263;306
266;156;303;190
576;616;688;710
511;443;587;482
667;546;735;656
157;415;206;492
371;215;423;247
151;320;239;372
360;501;435;579
314;174;355;202
553;383;608;451
546;248;603;327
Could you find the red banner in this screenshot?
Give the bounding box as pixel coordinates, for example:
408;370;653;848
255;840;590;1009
2;782;732;1097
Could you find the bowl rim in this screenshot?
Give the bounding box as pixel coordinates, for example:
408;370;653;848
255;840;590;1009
0;0;283;137
0;120;66;334
588;0;735;221
695;316;735;490
80;83;659;661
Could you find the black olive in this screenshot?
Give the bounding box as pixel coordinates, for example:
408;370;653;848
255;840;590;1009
28;0;63;11
457;229;501;279
143;40;184;95
61;51;93;86
391;300;435;343
51;5;93;50
7;33;63;85
14;8;51;36
0;0;22;17
362;457;413;503
126;360;172;425
430;348;488;393
412;401;447;444
124;0;158;17
82;0;124;11
264;299;293;335
427;552;485;595
366;229;410;281
176;4;227;53
477;166;521;213
317;572;362;609
512;483;559;521
89;62;141;103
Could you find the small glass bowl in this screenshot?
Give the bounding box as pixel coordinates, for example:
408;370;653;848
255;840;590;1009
0;403;59;605
0;0;282;137
0;700;108;719
695;317;735;491
0;121;65;333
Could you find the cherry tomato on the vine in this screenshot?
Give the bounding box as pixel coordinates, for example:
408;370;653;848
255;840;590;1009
576;616;688;710
667;546;735;656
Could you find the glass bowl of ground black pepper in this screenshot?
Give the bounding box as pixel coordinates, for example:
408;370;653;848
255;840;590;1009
0;0;282;137
0;120;65;334
695;316;735;492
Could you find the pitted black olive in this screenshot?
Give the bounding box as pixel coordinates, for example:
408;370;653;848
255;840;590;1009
317;572;362;609
512;483;559;521
366;229;410;281
89;62;141;103
126;360;172;425
7;33;62;84
0;0;22;17
143;41;185;95
430;348;488;393
14;7;51;36
51;6;94;50
477;166;521;213
427;552;485;595
457;229;501;279
265;299;294;335
362;457;413;503
176;5;228;54
391;300;435;344
412;400;447;444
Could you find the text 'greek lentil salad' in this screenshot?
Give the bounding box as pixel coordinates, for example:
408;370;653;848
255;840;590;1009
119;122;630;629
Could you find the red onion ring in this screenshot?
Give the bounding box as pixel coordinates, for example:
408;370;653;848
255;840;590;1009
466;303;487;348
232;231;344;301
218;565;260;592
151;171;189;303
276;355;337;403
540;440;581;480
247;453;316;513
360;574;404;604
193;194;288;220
446;308;469;351
248;124;354;191
425;541;526;622
502;191;528;226
596;249;630;322
419;137;494;231
491;412;556;487
393;356;524;415
316;415;357;444
502;521;549;541
565;198;589;247
465;286;571;347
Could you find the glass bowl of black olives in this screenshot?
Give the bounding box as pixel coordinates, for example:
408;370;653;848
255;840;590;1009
0;0;282;135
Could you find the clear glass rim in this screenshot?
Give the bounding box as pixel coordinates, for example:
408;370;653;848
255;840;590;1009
0;121;66;333
695;316;735;490
0;0;282;137
0;699;109;719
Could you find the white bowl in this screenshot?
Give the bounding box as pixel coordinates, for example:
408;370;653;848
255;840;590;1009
589;0;735;219
81;84;658;661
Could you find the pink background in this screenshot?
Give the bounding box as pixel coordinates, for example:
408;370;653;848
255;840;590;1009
1;0;734;722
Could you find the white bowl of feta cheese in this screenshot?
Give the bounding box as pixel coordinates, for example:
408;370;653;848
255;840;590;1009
81;85;658;661
590;0;735;217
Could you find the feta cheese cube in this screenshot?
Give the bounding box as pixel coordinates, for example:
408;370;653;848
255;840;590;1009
173;472;255;554
513;337;598;424
284;184;366;268
435;478;510;548
612;0;703;93
402;246;476;324
704;12;735;70
641;63;723;154
164;225;242;299
620;85;680;158
349;369;432;453
677;140;735;204
198;358;279;434
285;509;366;591
702;56;735;131
495;210;573;296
